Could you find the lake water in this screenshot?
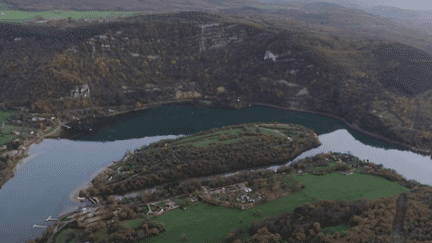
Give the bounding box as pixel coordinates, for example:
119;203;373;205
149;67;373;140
1;104;431;243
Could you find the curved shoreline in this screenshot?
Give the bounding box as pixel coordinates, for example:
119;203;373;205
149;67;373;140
68;162;116;203
5;100;429;202
249;102;431;158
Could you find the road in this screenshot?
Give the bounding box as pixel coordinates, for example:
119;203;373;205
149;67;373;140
390;192;407;243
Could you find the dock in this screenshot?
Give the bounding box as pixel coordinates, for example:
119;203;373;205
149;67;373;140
46;216;58;222
33;224;48;228
60;124;71;129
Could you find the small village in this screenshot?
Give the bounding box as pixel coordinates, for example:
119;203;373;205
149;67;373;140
32;151;367;243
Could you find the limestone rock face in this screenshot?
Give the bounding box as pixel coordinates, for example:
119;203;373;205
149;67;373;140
216;86;226;94
70;84;90;98
278;80;298;87
296;87;309;96
198;23;246;52
175;90;202;100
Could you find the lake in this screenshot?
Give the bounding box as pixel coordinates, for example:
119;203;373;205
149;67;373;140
1;104;431;243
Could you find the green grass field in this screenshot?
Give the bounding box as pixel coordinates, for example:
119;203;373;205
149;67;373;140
0;110;27;145
0;9;152;25
312;162;337;172
169;124;295;149
137;171;409;243
0;110;17;122
0;124;33;145
54;169;409;243
54;228;83;243
121;218;148;229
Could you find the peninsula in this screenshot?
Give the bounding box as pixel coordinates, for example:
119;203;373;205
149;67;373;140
28;121;431;243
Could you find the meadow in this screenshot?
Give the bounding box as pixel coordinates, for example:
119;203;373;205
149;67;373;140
0;9;148;25
88;171;408;243
0;110;20;145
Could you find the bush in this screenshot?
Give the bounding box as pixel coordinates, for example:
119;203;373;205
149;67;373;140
148;221;165;232
173;198;190;208
334;163;351;171
253;210;264;217
78;190;85;197
112;227;136;242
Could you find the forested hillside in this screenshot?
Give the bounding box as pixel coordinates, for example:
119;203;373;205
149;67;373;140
1;9;432;155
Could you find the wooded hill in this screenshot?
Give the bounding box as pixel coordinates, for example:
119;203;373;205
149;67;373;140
87;122;320;197
227;153;432;243
1;9;432;153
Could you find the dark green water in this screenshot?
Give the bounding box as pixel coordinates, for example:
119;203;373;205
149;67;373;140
76;104;407;151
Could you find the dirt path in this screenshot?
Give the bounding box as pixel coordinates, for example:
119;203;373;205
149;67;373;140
259;127;291;140
390;192;408;243
43;122;63;138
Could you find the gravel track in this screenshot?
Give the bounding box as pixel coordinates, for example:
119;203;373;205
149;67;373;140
390;192;408;243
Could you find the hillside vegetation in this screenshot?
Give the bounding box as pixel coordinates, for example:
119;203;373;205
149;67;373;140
1;10;432;154
87;122;320;197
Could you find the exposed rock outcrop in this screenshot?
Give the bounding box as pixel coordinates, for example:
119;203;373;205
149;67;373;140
175;90;203;100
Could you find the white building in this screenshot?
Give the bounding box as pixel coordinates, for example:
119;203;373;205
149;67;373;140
264;50;278;62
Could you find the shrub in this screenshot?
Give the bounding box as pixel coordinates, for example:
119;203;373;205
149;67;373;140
173;198;189;208
59;216;70;222
78;190;85;197
253;210;264;217
112;227;136;242
148;221;165;232
334;163;351;171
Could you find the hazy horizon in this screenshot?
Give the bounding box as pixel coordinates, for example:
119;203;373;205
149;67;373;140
258;0;432;11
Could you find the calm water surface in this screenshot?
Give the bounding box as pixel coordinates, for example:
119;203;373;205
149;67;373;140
1;105;431;243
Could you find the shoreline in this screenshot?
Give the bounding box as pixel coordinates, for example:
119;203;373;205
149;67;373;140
68;162;116;203
10;127;52;173
249;102;432;158
4;100;429;208
62;100;431;158
12;152;37;173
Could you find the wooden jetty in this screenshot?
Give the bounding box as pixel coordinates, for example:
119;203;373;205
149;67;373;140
33;224;48;228
46;216;58;222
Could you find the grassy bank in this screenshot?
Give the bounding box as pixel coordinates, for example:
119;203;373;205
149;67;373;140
141;172;409;243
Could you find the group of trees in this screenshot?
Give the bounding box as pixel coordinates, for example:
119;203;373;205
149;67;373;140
226;196;393;243
26;200;166;243
227;185;432;243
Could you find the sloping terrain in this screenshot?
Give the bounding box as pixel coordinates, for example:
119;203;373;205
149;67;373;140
2;8;432;154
